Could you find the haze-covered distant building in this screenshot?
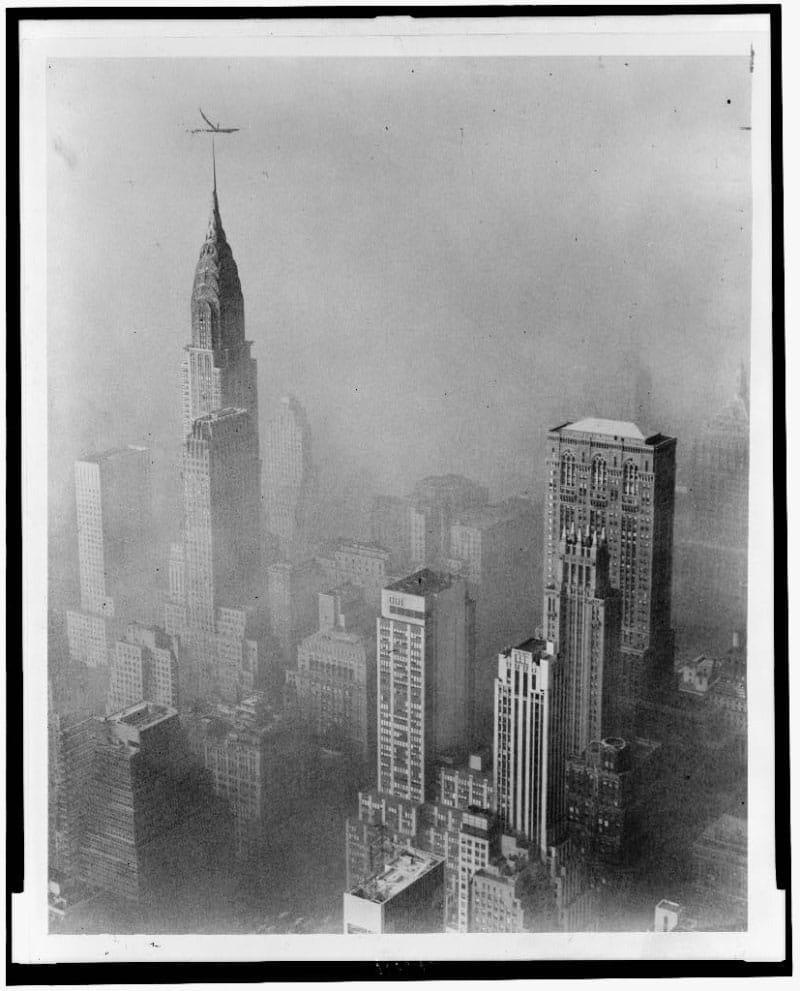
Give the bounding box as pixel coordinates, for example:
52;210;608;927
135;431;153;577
264;395;316;560
66;445;152;668
377;570;475;803
109;624;180;713
192;693;311;861
369;495;413;572
266;558;327;672
674;367;749;641
493;639;567;858
691;813;747;927
545;418;676;705
409;474;489;568
344;847;445;934
316;539;392;612
285;587;375;760
447;497;538;742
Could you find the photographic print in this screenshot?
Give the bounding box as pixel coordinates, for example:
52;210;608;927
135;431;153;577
14;10;785;971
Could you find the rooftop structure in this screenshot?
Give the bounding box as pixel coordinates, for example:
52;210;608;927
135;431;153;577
351;847;441;904
386;568;454;598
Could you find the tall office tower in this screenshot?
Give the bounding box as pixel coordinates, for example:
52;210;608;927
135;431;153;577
195;694;309;861
109;624;180;713
369;495;412;572
409;475;489;568
286;587;375;759
448;497;539;741
674;366;749;639
544;419;677;702
343;847;446;934
66;445;152;668
183;408;262;630
264;395;316;559
181;164;258;439
494;639;568;859
79;702;200;903
566;736;661;886
48;708;94;882
543;527;622;756
377;570;475;803
317;539;392;612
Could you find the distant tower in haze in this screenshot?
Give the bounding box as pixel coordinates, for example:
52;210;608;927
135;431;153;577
264;395;316;560
543;527;622;755
673;363;749;638
181;159;259;442
66;445;152;668
544;419;676;703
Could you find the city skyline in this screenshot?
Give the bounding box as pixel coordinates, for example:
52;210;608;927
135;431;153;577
46;56;751;533
31;31;772;961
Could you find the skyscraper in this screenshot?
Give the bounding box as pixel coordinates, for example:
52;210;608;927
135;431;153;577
182;408;262;630
181;163;259;440
264;395;316;559
543;527;622;755
167;167;266;706
544;418;676;701
66;445;152;668
493;639;567;859
377;570;475;803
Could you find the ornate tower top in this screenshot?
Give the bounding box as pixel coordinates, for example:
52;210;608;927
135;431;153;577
191;143;244;351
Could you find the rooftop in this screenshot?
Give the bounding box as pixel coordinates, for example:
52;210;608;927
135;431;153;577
351;848;442;904
110;701;175;730
561;417;646;440
509;636;546;657
79;444;148;465
387;569;453;597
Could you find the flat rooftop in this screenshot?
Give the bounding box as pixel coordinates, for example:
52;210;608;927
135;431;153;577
387;569;453;597
110;701;175;730
79;444;148;464
508;636;546;656
551;418;674;446
351;848;442;904
451;499;533;530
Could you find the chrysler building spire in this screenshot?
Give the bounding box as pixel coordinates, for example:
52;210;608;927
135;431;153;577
181;153;259;441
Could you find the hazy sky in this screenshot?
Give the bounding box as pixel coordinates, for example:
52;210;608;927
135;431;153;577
47;55;752;523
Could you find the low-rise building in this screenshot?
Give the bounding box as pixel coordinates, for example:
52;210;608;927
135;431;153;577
344;847;445;934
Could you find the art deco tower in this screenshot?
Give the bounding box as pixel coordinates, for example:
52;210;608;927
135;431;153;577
181;155;259;444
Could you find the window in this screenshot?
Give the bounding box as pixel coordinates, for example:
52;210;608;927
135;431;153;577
591;456;607;490
560;451;576;487
622;461;639;498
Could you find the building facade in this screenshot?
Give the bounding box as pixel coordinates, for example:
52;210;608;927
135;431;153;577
286;587;375;759
377;570;475;803
494;639;568;858
543;527;622;755
544;418;676;702
264;395;316;559
66;445;152;668
109;624;180;713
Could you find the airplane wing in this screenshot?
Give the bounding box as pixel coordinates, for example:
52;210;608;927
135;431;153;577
218;127;240;133
199;107;216;129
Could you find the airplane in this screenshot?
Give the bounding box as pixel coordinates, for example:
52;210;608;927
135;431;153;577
187;107;240;134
